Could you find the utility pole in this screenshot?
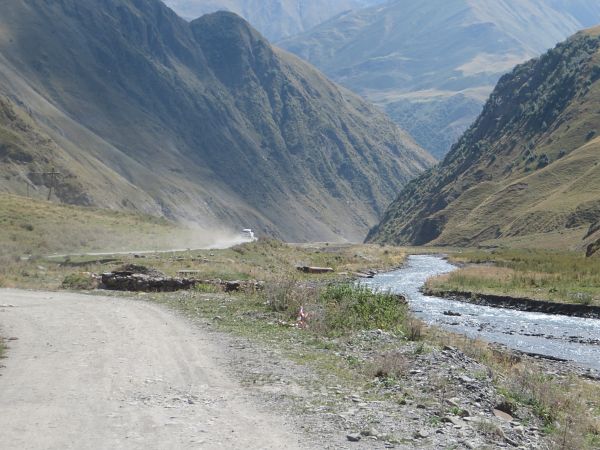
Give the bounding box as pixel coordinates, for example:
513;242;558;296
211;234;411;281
30;167;61;201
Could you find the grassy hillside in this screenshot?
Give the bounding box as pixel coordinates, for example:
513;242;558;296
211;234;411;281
0;0;433;242
280;0;600;157
0;194;187;258
368;28;600;249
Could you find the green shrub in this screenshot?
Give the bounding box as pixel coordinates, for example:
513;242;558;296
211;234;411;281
313;284;408;336
193;283;220;294
61;272;96;290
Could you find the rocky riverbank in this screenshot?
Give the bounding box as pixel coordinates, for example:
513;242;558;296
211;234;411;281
423;289;600;319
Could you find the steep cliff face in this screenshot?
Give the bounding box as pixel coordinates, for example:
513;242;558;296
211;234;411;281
0;0;432;241
368;28;600;248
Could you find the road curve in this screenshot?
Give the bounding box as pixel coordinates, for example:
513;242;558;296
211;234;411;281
0;289;306;450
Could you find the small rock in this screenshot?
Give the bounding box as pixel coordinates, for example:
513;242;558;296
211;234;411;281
442;416;464;428
347;433;361;442
513;426;525;436
361;428;379;437
415;430;430;439
459;375;475;384
446;398;460;408
493;409;513;422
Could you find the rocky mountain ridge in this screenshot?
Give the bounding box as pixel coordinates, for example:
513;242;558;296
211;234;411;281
280;0;600;157
367;27;600;249
163;0;385;40
0;0;433;242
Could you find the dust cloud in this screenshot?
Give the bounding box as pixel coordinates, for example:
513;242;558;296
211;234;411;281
47;226;256;258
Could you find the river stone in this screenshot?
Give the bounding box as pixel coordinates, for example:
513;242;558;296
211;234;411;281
347;433;361;442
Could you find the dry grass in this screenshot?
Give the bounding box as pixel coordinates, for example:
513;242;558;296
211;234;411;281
1;236;407;291
0;193;181;258
426;249;600;305
370;351;409;381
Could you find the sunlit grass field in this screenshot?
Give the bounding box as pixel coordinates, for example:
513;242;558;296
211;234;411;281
426;248;600;305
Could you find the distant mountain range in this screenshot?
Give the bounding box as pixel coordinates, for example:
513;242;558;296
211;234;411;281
280;0;600;157
367;27;600;250
163;0;385;41
0;0;432;242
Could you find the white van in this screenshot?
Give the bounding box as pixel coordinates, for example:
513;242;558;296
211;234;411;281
242;229;256;241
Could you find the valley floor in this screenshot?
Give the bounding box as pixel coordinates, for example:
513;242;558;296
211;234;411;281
1;242;599;448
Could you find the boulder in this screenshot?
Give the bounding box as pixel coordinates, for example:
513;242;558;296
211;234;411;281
586;238;600;257
101;270;196;292
296;266;335;274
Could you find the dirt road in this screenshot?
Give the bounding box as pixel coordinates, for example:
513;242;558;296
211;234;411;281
0;289;307;450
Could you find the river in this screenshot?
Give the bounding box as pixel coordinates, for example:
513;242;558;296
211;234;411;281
361;255;600;371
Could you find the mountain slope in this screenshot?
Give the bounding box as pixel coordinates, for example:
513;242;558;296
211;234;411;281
163;0;385;41
279;0;600;158
0;0;432;242
367;27;600;248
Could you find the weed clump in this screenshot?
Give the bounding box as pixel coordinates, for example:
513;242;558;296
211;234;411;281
314;284;408;335
371;350;409;381
264;280;410;336
61;272;97;290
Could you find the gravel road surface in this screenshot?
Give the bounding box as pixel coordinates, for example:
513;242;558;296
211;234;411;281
0;289;306;450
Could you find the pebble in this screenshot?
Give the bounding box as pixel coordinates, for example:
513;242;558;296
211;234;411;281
361;428;379;437
442;416;465;428
459;375;475;383
347;433;361;442
415;430;430;439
